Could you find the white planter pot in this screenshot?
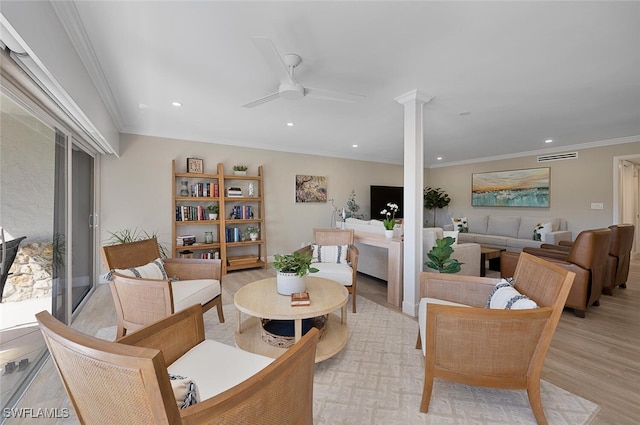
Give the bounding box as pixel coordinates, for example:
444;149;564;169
384;229;394;238
233;170;247;176
276;272;306;295
249;233;258;241
208;213;218;220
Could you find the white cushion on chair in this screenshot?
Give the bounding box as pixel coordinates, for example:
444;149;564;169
312;263;353;286
167;339;273;400
419;297;470;356
114;258;167;280
311;244;349;264
172;279;221;312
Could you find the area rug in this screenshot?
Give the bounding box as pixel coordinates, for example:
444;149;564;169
96;296;600;425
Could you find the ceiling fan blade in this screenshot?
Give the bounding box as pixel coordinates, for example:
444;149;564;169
251;36;295;86
242;91;281;108
304;87;365;103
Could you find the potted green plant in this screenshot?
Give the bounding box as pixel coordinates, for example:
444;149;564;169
424;237;463;273
232;165;248;176
423;186;451;227
272;251;319;295
380;202;399;238
206;204;219;220
245;225;259;241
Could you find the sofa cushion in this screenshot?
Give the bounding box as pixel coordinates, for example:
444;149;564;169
467;215;489;234
311;244;348;264
312;263;353;286
168;340;273;400
486;279;538;309
518;217;555;240
533;222;553;241
451;217;468;233
506;238;543;250
169;374;199;409
474;234;509;247
172;279;221;312
418;297;470;356
457;233;476;244
487;216;521;238
114;258;167;280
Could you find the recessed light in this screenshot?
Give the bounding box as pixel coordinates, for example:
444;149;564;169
172;101;182;107
352;144;358;148
437;157;443;161
545;139;553;143
286;122;295;127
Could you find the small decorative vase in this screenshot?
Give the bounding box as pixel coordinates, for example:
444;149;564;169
234;170;247;176
250;233;258;241
384;229;394;238
180;181;189;196
276;272;306;295
204;231;214;244
248;182;255;197
208;213;218;220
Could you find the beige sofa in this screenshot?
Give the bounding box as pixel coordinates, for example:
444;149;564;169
446;215;571;252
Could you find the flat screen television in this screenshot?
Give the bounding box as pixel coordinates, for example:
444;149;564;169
370;185;403;219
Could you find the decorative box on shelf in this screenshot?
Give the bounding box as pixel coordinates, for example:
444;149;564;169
227;187;243;197
227;255;259;267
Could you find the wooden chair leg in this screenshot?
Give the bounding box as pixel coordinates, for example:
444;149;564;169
215;298;225;323
573;309;586;318
420;371;435;413
351;290;356;313
527;381;549;425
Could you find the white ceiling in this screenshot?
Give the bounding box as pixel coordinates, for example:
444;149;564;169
57;1;640;166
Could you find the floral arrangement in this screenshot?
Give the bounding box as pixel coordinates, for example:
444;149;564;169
380;202;399;230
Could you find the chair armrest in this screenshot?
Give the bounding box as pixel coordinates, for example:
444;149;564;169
558;240;573;247
540;243;571;252
117;304;206;365
426;304;553;377
543;230;572;245
523;247;569;261
164;259;221;281
294;245;312;256
420;272;500;307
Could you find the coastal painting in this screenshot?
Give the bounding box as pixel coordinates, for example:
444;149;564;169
472;167;550;207
295;175;327;203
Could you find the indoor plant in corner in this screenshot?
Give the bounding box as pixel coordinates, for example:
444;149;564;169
425;237;463;274
272;251;319;295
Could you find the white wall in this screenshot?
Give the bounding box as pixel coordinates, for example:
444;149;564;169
425;141;640;235
100;133;403;268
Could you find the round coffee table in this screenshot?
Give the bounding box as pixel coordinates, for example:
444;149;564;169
234;276;349;362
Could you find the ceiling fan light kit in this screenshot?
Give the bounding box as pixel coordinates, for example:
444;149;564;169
243;36;364;108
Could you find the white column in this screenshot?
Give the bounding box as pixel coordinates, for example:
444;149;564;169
395;90;433;316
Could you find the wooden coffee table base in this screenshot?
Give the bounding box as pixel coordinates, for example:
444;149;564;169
235;314;348;363
480;247;506;277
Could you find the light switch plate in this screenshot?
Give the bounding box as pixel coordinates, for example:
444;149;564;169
591;203;604;210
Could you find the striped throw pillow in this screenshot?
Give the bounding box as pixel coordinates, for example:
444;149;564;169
311;244;348;264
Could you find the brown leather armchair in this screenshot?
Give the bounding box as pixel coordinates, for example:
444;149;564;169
501;228;611;318
604;224;635;294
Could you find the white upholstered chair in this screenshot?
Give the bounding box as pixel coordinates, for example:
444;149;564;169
298;228;359;313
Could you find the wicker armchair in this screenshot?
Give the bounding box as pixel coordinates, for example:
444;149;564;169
36;304;319;425
298;228;359;312
417;253;575;425
102;238;224;337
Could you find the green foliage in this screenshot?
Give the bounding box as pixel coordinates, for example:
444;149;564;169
206;204;219;214
346;189;364;219
423;187;451;226
424;237;463;274
106;228;170;258
380;202;399;230
245;225;259;235
232;165;248;171
272;251;319;277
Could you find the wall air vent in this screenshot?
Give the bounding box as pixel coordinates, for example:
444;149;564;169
537;152;578;162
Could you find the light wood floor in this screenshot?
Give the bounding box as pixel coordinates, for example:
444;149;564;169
11;260;640;424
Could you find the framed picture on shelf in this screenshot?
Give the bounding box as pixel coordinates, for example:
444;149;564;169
187;158;204;173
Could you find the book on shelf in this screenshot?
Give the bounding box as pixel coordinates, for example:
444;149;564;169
227;187;243;197
176;235;196;246
291;292;310;306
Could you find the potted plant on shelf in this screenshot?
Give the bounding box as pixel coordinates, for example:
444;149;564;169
206;204;219;220
232;165;248;176
245;225;259;241
380;202;399;238
424;237;463;274
272;251;319;295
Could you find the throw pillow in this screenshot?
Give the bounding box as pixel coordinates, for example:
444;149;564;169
451;217;468;233
486;278;538;309
169;374;199;409
533;222;553;241
114;258;167;280
311;244;348;264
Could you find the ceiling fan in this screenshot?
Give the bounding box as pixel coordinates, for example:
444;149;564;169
242;37;365;108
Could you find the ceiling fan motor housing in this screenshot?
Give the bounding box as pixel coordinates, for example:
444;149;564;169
279;82;305;100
